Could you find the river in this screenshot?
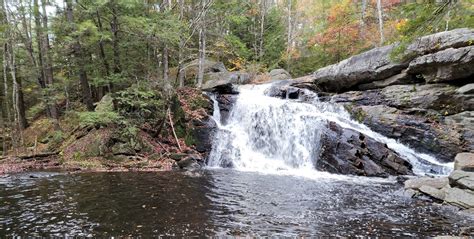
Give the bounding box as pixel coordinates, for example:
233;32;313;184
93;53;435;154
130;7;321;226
1;170;472;237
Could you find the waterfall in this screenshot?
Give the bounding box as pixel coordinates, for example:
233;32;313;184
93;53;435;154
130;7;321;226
207;83;453;177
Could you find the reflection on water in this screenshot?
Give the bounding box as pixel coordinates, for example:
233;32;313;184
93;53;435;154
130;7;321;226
0;170;472;237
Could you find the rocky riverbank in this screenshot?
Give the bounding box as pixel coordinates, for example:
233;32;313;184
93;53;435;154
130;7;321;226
405;153;474;211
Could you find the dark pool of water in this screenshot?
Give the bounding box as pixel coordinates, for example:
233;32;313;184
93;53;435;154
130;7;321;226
0;169;472;237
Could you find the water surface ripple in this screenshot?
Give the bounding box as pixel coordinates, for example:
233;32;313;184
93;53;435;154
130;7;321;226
0;170;472;237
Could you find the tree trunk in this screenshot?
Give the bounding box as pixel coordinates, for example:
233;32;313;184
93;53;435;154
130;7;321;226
286;0;292;72
177;39;185;87
259;0;266;61
95;10;112;94
40;0;57;117
177;0;185;87
162;45;171;95
197;0;207;88
66;0;94;111
110;0;121;74
360;0;367;38
8;46;28;130
376;0;384;45
34;0;59;122
162;1;171;96
0;106;6;156
19;0;46;89
96;10;111;77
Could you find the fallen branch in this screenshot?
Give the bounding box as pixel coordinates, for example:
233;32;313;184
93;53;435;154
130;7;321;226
168;108;182;151
11;151;59;161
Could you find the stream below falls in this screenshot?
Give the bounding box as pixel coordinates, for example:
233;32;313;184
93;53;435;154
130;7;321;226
0;170;473;237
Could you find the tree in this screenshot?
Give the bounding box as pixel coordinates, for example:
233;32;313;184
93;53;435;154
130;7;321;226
65;0;94;111
376;0;384;45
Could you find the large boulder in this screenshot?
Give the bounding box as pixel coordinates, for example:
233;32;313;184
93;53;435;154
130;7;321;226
316;121;412;177
269;69;292;81
313;44;407;92
445;112;474;153
201;72;251;93
407;46;474;83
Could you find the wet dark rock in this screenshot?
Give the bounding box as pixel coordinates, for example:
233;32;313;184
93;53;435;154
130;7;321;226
265;84;301;99
344;105;464;162
445;112;474;153
317;121;412;177
216;94;238;124
191;117;216;154
329;82;473;163
177;154;203;170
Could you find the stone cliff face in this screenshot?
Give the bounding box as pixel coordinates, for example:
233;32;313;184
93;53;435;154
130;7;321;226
294;28;474;163
313;28;474;93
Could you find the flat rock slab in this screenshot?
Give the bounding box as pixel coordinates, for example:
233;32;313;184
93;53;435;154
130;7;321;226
449;170;474;191
457;83;474;95
455;153;474;171
407;46;474;83
443;187;474;209
419;185;446;200
406;28;474;57
313;44;407;92
404;177;449;190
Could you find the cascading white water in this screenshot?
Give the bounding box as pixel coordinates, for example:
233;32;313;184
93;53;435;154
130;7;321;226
207;83;453;177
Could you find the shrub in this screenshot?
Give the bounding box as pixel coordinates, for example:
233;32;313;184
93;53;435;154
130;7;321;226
78;111;123;128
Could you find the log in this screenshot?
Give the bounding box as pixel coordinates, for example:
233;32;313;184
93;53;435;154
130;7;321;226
0;151;60;161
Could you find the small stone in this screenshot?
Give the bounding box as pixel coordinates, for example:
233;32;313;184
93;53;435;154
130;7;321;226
404;177;449;190
454;153;474;172
177;156;201;170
